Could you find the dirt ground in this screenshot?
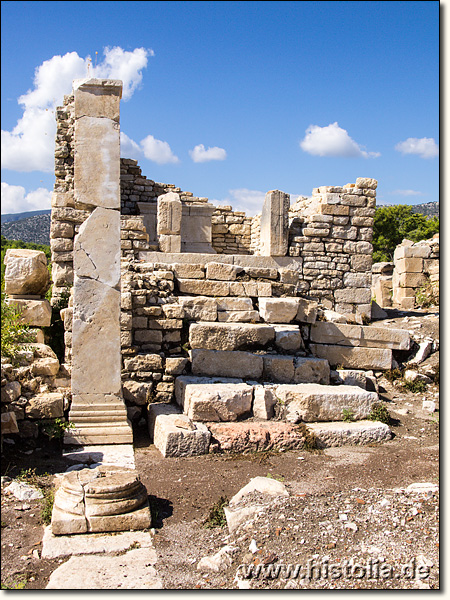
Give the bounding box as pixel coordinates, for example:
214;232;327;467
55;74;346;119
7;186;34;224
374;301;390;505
1;307;440;589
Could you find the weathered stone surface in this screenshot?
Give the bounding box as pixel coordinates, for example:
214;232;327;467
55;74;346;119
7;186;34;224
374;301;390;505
4;249;50;296
123;354;164;372
394;257;424;274
259;298;299;323
335;369;367;389
189;322;275;351
309;344;392;370
1;411;19;434
25;393;64;419
309;420;392;448
206;262;241;281
1;380;21;403
171;263;205;279
394;244;431;260
177;296;218;321
191;349;263;380
274;325;303;351
153;412;211;457
165;357;189;375
73;207;121;287
157;192;182;235
217;310;260;323
295;298;319;324
310;322;410;350
175;376;252;422
259;190;290;256
215;297;254;311
252;386;278;420
334;287;372;304
276;383;378;422
177;278;230;296
72;279;122;395
30;357;60;377
74;116;120;209
293;357;330;384
6;298;52;327
263;355;295;383
73;78;122;121
122;380;152;405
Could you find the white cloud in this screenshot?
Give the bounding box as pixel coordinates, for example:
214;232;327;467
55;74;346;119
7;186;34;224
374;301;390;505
2;47;151;173
120;132;142;160
213;188;266;217
395;137;439;159
1;182;52;214
189;144;227;163
391;189;424;197
300;122;380;158
140;135;179;165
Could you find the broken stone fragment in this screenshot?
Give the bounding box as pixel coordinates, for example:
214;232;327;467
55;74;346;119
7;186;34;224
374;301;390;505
3;249;50;296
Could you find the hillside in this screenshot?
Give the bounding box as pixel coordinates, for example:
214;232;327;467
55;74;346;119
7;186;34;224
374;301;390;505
1;209;51;225
1;213;51;245
377;201;439;218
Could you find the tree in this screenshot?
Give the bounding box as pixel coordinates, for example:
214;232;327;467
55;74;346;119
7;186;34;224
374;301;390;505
373;206;439;262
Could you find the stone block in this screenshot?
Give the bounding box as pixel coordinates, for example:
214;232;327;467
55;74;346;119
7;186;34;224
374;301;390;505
123;354;163;372
74;78;122;121
293;357;330;384
394;257;424;273
74;116;120;209
259;190;290;256
172;263;205;279
1;381;22;403
334;288;372;304
295;298;319;323
191;349;263;379
309;344;392;370
151;407;210;457
177;279;229;296
177;296;218;321
310;322;410;350
159;234;181;253
7;298;52;327
277;383;377;423
122;380;152;405
309;420;391;448
217;310;260;322
263;355;295;383
395;271;427;288
30;357;60;377
394;244;431;260
157;192;182;235
206;262;241;281
1;412;19;435
189;322;275;351
25;393;64;419
259;298;298;323
215;297;254;311
4;249;50;296
274;325;303;351
252;385;278;419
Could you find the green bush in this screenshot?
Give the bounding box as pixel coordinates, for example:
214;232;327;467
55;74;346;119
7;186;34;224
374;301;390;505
1;292;34;361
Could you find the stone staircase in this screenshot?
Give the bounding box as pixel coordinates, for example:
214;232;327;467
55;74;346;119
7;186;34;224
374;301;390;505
147;316;404;457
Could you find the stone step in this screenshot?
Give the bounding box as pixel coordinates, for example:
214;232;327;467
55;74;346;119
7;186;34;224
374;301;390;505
70;414;129;424
207;419;391;453
64;434;134;445
70;404;128;413
309;344;392;370
189;322;275;351
64;422;133;446
310;322;410;350
190;349;329;384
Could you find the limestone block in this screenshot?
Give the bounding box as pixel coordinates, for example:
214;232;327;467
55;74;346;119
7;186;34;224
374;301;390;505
259;190;290;256
293;357;330;384
122;380;152;405
159;234;181;253
334;288;372;305
73;207;121;288
309;344;392;370
74;116;120;209
372;276;392;308
206;262;241;281
351;254;373;272
355;178;377;189
263;355;294;383
30;357;60;377
372;262;394;275
189;322;275;351
1;381;21;404
7;298;52;327
172;263;205;279
191;349;263;379
310;322;410;350
394;257;424;273
395;271;427;288
177;296;217;321
295;298;319;323
157;192;182;235
176;379;253;422
123;354;163;372
4;249;50;296
335;369;367;389
1;412;19;435
25;393;64;419
74;78;122;121
259;298;298;323
177;278;229;296
394;244;431;260
274;325;303;351
277;383;377;423
252;385;278;420
72;279;122;396
310;420;392;448
151;406;211;457
217;310;260;323
343;272;372;288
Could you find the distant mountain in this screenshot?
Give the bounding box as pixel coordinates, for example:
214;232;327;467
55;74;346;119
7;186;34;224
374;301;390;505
376;201;439;218
1;209;51;225
1;214;51;245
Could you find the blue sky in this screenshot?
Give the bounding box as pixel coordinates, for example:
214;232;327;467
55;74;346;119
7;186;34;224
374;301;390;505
1;0;440;215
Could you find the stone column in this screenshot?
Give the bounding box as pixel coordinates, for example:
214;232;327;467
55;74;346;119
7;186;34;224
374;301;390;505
157;191;182;252
67;78;132;445
259;190;290;256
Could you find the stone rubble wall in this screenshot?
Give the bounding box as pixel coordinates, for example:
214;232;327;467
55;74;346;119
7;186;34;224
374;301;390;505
211;206;252;254
372;234;439;309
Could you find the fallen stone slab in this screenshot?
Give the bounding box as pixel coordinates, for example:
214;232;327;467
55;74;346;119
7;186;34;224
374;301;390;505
208;421;309;453
276;383;378;423
175;375;243;411
51;465;150;535
310;322;410;350
4;481;43;501
190;349;263;380
308;420;392;448
224;476;289;533
189;322;275;351
42;526;153;559
309;344;393;370
6;298;52;327
45;547;161;589
62;444;135;469
3;248;50;296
